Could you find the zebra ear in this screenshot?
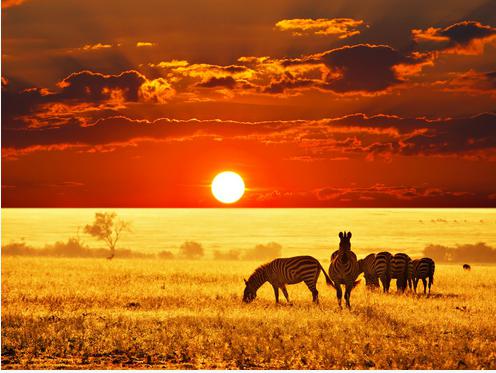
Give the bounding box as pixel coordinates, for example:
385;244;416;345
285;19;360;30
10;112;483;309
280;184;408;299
244;278;247;285
339;232;343;239
347;232;352;239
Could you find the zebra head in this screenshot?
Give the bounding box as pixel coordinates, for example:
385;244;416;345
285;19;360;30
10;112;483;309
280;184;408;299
242;278;257;303
339;231;352;251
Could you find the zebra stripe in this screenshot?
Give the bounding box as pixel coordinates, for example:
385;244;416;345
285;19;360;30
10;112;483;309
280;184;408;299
373;251;392;292
412;257;435;294
329;231;360;308
243;255;333;304
391;253;411;292
358;253;379;288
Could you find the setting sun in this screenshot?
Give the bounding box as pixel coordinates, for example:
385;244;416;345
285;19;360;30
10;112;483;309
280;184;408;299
211;171;245;204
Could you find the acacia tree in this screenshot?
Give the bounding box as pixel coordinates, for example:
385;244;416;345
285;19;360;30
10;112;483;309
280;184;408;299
84;212;131;260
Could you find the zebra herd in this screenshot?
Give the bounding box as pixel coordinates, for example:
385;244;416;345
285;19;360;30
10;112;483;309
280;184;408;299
243;231;435;308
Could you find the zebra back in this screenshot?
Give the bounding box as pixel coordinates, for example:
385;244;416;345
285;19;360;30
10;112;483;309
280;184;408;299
412;257;435;281
391;253;411;279
373;251;392;278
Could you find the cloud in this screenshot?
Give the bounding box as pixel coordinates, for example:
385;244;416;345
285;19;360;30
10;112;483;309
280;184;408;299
136;41;156;47
246;183;479;207
2;70;175;128
3;113;496;161
197;76;237;89
316;44;432;93
148;44;430;97
413;21;496;55
433;70;496;96
275;18;365;38
80;43;113;51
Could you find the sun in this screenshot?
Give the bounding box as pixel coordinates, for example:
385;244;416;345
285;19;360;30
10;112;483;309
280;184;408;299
211;171;245;204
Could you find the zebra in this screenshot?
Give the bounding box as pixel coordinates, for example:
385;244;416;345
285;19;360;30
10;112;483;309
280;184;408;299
373;251;392;292
358;253;379;288
242;256;333;304
391;253;411;292
463;264;471;271
412;257;435;294
329;231;361;308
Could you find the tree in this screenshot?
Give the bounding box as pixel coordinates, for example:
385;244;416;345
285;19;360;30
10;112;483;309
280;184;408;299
179;241;204;259
84;212;131;260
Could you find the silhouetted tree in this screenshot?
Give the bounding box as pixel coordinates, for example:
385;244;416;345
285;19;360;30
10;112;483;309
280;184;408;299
84;212;131;260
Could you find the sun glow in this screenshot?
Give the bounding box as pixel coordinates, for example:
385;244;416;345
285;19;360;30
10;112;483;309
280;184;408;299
211;171;245;204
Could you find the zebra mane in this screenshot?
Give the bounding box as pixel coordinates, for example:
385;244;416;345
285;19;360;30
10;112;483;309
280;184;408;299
247;262;269;285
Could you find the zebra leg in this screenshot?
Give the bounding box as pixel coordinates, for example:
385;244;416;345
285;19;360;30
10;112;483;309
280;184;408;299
414;278;419;293
336;284;343;308
344;283;352;308
384;275;391;293
281;285;291;304
304;280;319;304
272;284;280;304
428;276;433;294
422;278;427;295
380;276;387;293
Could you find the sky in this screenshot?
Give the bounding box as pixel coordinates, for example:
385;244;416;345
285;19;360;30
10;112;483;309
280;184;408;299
2;0;496;207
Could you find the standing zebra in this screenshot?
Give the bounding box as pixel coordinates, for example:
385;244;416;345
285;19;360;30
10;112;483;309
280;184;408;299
329;231;361;308
412;257;435;294
358;253;379;288
242;256;333;304
391;253;411;292
373;251;392;292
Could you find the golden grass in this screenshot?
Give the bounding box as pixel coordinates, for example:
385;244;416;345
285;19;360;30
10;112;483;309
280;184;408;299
2;257;496;369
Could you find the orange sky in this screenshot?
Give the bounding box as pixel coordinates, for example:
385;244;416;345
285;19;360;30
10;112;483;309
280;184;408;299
2;0;496;207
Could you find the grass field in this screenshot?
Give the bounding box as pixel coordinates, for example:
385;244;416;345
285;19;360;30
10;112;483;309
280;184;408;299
2;256;496;369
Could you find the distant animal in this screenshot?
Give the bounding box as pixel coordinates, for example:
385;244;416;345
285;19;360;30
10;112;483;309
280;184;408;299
373;251;393;292
242;256;333;304
411;257;435;294
391;253;411;292
329;231;361;308
463;264;471;271
358;253;379;288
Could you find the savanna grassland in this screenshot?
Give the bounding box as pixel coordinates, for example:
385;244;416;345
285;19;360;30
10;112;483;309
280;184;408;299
2;256;496;369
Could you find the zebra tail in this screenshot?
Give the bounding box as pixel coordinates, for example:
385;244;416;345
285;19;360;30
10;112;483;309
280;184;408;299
319;263;336;288
430;262;435;284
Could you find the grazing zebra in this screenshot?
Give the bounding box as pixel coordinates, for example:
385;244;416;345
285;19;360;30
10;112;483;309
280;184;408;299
358;253;379;288
329;231;361;308
373;251;393;292
391;253;411;292
242;256;333;304
463;264;471;271
412;257;435;294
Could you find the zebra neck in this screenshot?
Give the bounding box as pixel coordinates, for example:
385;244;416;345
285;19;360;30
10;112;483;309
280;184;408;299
248;268;268;290
339;249;350;263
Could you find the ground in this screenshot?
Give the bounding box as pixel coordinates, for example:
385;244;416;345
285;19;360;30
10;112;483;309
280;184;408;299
2;257;496;369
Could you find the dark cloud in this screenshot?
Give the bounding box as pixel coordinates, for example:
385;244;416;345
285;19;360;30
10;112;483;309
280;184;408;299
317;44;428;93
197;76;237;89
1;70;172;129
401;113;496;156
413;21;496;54
57;70;146;102
3;113;496;160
